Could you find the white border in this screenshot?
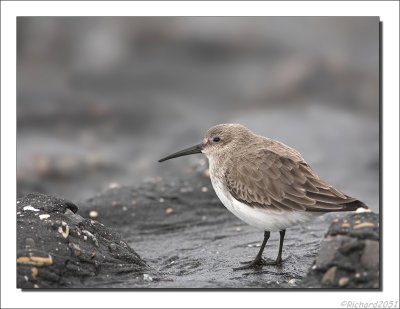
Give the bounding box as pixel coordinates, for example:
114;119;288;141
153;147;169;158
1;1;399;308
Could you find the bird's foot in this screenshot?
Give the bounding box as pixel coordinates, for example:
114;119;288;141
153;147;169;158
233;258;264;270
233;257;282;270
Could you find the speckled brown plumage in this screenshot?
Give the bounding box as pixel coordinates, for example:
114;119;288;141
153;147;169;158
224;146;366;213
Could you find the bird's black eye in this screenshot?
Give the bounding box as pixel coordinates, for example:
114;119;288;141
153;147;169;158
213;137;221;143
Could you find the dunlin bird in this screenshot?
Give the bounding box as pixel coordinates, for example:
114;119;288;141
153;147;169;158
159;124;367;270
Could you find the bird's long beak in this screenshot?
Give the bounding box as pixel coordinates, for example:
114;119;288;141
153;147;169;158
158;143;203;162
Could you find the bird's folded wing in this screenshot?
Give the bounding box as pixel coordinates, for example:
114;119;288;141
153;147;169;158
224;149;360;213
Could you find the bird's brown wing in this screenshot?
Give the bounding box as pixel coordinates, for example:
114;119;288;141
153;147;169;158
224;149;365;213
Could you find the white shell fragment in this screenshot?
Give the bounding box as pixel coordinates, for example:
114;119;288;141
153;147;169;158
23;205;40;212
58;222;70;239
39;214;50;220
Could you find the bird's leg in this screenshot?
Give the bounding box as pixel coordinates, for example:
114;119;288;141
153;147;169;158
275;229;285;265
233;231;270;270
262;229;286;265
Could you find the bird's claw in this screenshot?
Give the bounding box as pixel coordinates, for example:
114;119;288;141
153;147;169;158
233;258;265;270
233;257;282;270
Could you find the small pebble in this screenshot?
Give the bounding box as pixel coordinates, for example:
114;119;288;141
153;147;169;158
143;274;153;281
122;206;128;211
165;208;174;214
33;284;39;288
39;214;50;220
235;227;242;232
89;211;98;219
31;267;38;279
288;279;296;286
338;277;349;287
332;218;339;223
109;243;117;252
321;266;337;285
353;222;375;229
131;200;137;205
201;186;208;192
159;198;165;203
341;223;351;229
201;216;207;221
112;201;118;207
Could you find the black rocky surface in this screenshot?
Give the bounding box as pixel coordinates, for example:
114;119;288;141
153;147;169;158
17;193;152;289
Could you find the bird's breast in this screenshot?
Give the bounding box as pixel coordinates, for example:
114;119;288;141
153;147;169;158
208;167;318;232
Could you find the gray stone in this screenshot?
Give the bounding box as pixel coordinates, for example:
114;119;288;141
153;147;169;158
339;237;365;255
301;212;380;289
315;235;349;270
361;239;379;270
321;266;337;285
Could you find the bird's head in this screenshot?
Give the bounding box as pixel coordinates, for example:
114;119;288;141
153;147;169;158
158;124;252;162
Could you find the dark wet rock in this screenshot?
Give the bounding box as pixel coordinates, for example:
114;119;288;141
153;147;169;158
361;239;379;270
17;193;152;288
300;211;379;289
315;235;349;270
327;211;379;240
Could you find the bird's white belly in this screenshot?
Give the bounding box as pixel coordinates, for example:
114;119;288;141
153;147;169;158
210;177;319;232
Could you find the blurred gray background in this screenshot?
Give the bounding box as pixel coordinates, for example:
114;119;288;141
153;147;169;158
17;17;379;211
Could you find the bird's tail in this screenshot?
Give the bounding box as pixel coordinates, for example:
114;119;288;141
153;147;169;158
342;199;368;211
